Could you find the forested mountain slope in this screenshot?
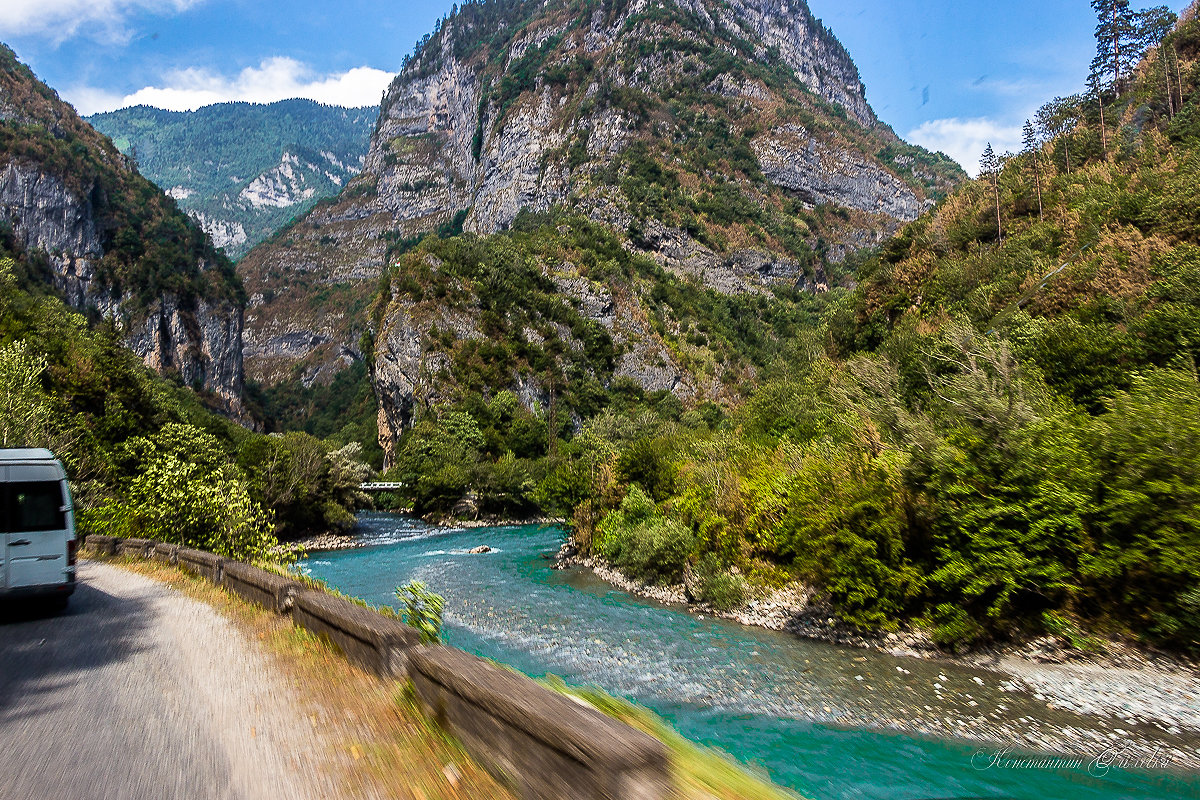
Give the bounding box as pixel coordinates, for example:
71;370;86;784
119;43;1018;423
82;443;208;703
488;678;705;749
366;2;1200;656
89;101;376;260
0;44;246;414
238;0;962;387
551;2;1200;653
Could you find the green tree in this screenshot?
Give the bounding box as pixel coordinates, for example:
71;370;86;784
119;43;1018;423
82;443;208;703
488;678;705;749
979;143;1003;242
0;339;51;449
1022;120;1044;219
396;580;445;644
1088;370;1200;649
84;423;278;562
1036;96;1081;174
1092;0;1137;89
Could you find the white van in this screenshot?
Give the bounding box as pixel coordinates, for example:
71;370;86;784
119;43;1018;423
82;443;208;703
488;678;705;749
1;448;76;608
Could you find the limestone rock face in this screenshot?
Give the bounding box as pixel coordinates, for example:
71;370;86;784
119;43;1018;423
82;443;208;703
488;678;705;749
239;0;964;453
754;125;927;222
0;159;245;415
359;0;903;237
678;0;875;127
373;298;482;466
0;162;104;306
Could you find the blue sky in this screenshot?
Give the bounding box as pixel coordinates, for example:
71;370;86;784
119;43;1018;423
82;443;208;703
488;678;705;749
0;0;1193;172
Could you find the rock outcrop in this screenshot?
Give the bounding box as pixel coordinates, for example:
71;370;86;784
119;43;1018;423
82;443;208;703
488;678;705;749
0;44;246;415
239;0;962;388
236;0;965;458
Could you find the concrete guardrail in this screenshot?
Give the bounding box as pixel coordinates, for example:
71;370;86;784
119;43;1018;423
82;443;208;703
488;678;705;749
152;542;179;565
409;645;671;800
117;538;154;558
222;562;300;614
81;534;117;557
81;535;676;798
176;548;225;583
290;589;419;678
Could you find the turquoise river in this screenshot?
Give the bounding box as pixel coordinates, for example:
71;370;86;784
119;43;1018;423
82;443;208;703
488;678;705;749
301;514;1200;800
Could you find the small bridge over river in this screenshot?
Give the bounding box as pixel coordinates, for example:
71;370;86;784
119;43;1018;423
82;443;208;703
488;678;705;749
359;482;406;492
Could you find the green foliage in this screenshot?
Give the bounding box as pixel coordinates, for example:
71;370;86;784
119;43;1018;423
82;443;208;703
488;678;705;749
246;359;383;468
0;251;371;549
0;338;52;449
395;580;445;644
1086;370;1200;649
83;423;278;562
596;485;696;584
694;554;748;611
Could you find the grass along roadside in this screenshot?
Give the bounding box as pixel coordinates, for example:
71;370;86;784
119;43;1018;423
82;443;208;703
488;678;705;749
541;678;803;800
101;554;806;799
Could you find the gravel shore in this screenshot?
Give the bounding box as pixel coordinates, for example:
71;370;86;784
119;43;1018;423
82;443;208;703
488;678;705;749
555;542;1200;770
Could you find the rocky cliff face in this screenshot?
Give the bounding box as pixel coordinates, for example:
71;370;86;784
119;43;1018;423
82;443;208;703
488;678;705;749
361;0;911;237
0;45;246;415
368;219;740;467
237;0;964;456
239;0;962;390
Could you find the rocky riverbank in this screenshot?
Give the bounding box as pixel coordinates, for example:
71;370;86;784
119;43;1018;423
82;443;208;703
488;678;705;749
296;515;567;552
291;531;366;552
552;540;937;654
554;540;1200;769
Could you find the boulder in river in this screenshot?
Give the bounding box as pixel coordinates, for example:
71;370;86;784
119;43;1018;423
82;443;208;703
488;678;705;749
468;545;492;554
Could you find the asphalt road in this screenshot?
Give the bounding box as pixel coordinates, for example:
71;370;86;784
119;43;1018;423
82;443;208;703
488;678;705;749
0;561;333;800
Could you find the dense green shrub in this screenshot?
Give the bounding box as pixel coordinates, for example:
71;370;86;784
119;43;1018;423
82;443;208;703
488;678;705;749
597;485;695;584
694;554;748;611
82;423;278;562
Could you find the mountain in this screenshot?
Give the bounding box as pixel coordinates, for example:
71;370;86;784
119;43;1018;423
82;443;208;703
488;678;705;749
238;0;963;394
560;6;1200;649
88;100;376;260
0;44;245;415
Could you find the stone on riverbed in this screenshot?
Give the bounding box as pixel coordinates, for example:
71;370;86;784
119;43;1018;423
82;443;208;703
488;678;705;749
467;545;492;554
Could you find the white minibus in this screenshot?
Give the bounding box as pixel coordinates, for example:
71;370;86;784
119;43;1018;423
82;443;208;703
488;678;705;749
1;448;76;609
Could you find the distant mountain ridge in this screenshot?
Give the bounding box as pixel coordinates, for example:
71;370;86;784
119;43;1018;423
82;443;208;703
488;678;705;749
88;100;376;259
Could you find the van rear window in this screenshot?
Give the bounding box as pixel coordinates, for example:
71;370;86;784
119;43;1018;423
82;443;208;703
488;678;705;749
3;482;65;532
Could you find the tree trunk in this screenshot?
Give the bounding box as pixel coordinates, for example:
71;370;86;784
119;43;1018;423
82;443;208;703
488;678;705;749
1164;51;1175;118
1113;5;1122;90
993;175;1003;243
1032;153;1043;221
1175;46;1186;111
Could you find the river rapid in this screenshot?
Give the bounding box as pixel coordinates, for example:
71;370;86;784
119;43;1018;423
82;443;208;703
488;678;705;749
300;514;1200;800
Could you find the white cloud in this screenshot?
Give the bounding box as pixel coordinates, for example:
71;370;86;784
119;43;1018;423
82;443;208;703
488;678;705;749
67;58;395;115
905;117;1024;177
0;0;199;45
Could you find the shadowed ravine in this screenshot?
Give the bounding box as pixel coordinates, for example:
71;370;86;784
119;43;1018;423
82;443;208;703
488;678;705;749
302;514;1200;800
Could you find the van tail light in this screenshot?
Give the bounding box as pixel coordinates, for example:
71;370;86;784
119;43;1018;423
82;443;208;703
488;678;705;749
67;538;78;567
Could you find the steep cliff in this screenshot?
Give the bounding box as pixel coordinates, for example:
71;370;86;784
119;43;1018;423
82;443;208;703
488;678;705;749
239;0;963;389
368;212;830;466
0;45;246;414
